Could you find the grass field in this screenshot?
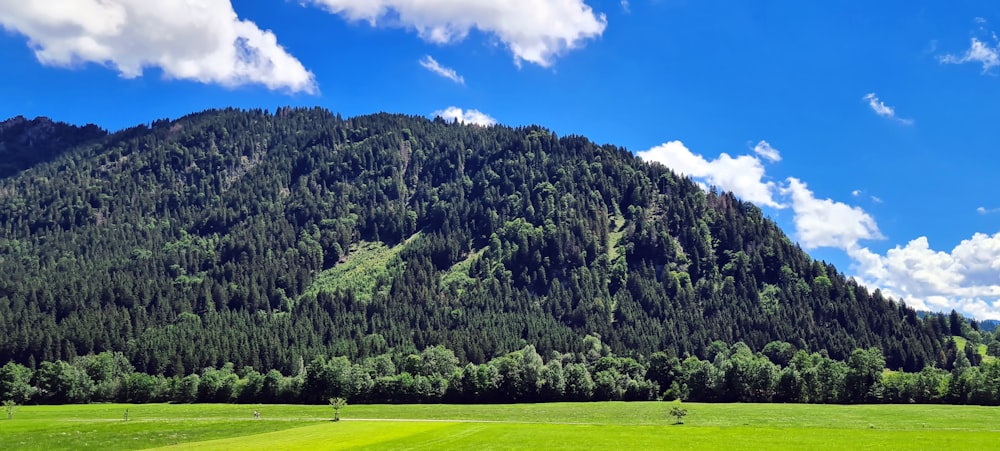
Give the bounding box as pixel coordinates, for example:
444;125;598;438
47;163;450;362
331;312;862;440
2;402;998;450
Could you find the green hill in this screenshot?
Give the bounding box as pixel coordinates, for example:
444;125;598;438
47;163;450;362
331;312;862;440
0;108;948;375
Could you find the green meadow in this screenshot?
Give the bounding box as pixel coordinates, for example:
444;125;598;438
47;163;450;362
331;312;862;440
2;402;998;450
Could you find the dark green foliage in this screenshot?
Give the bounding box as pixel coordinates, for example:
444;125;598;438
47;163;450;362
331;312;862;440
844;348;886;403
987;341;1000;358
0;108;950;377
5;339;1000;406
0;363;34;404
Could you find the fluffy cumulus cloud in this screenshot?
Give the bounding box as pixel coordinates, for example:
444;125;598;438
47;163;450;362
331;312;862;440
0;0;316;93
782;178;883;249
431;107;496;126
306;0;607;67
783;179;1000;319
752;140;781;162
863;93;912;125
638;138;1000;319
850;234;1000;320
637;141;881;250
637;141;783;208
419;55;464;84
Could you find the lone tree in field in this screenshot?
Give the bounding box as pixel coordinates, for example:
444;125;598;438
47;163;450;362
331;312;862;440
668;402;688;424
3;400;16;419
329;397;347;422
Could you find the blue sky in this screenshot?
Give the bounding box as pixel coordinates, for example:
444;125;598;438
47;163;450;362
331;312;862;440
2;0;1000;319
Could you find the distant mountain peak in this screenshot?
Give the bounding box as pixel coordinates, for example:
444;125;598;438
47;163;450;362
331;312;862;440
0;115;107;178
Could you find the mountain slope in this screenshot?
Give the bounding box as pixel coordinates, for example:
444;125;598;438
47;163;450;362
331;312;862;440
0;108;946;374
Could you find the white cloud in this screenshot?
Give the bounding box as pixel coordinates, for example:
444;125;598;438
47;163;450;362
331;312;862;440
431;107;496;126
306;0;607;67
863;93;913;125
850;233;1000;320
0;0;316;93
863;93;894;117
941;37;1000;73
636;138;1000;318
621;1;631;13
637;141;783;208
419;55;464;84
785;182;1000;319
637;137;1000;320
636;141;880;250
752;140;781;162
978;206;1000;215
851;189;883;204
782;178;883;249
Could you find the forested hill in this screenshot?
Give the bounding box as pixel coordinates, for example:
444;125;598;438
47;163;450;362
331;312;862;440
0;108;948;375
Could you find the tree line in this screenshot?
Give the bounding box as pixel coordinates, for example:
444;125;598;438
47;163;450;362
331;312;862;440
4;332;1000;406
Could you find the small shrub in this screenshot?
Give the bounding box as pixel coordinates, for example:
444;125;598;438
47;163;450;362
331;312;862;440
669;403;688;424
329;397;347;422
3;400;16;420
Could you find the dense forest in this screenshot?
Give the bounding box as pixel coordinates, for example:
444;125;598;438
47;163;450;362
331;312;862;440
5;333;1000;406
0;108;971;398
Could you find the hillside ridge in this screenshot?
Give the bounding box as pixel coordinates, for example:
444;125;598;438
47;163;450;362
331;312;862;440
0;107;947;374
